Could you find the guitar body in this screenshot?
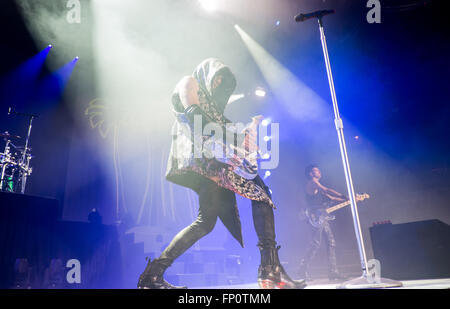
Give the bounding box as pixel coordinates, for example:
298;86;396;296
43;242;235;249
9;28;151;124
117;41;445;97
305;193;370;228
200;115;262;180
213;141;258;179
305;208;335;228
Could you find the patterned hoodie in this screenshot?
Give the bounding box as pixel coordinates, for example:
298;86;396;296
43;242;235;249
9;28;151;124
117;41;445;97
165;58;275;245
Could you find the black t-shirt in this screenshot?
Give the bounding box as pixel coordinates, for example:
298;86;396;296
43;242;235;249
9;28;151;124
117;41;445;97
305;182;332;210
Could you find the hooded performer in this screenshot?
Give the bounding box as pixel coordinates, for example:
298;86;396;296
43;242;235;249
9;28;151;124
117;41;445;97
137;58;306;289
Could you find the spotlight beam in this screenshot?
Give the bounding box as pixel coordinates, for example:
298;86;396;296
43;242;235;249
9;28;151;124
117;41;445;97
36;57;79;106
234;25;328;122
1;44;52;84
0;45;53;109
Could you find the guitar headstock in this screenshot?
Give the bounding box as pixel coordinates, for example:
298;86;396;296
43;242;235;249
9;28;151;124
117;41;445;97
251;115;264;125
356;193;370;201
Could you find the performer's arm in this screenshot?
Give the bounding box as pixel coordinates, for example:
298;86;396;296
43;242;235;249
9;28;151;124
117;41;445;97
312;179;347;202
177;76;200;109
325;187;346;199
176;76;248;145
176;76;257;158
323;192;346;202
176;76;219;131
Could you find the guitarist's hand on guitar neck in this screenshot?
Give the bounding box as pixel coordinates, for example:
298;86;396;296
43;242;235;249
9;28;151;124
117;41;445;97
306;193;371;228
325;193;370;214
355;194;367;201
312;178;347;202
242;115;263;153
202;114;264;180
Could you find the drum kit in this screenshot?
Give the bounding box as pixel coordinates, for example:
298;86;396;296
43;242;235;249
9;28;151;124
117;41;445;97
0;108;36;194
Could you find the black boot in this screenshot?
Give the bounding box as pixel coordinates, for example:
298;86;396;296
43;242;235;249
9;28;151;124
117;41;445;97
274;246;307;289
257;245;281;289
252;195;306;289
258;245;307;289
137;258;187;289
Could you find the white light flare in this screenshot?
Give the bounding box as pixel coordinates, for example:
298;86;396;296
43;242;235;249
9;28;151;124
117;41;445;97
261;118;272;126
234;24;329;123
255;87;266;97
199;0;219;12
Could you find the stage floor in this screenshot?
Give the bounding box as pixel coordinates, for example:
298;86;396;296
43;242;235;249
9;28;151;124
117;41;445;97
199;278;450;289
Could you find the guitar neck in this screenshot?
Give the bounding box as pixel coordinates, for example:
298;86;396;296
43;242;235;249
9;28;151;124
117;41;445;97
325;200;351;214
324;193;369;214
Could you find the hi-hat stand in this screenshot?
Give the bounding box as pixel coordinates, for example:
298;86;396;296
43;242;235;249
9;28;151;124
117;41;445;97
0;107;36;194
18;112;35;194
295;10;402;288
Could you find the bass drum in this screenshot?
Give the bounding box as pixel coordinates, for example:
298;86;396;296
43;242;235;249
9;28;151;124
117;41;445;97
0;163;18;192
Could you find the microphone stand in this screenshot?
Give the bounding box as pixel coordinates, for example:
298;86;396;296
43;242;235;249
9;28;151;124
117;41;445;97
8;107;36;194
0;139;11;191
305;14;402;288
19;114;35;194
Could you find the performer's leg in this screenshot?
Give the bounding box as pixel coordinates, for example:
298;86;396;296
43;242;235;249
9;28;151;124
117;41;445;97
252;199;306;289
157;183;220;264
299;225;323;280
137;179;222;289
323;222;337;274
323;222;346;280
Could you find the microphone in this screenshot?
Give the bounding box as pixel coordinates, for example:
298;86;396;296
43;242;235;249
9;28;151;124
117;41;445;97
295;10;334;22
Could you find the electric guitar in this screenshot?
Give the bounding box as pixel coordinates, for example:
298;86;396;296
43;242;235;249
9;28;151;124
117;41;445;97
305;193;370;228
201;115;263;180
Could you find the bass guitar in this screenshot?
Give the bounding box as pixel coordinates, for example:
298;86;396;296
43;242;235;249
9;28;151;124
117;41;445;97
305;193;370;228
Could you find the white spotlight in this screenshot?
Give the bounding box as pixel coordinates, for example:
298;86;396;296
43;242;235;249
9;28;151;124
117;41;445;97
199;0;218;12
255;87;266;97
261;118;272;126
234;24;329;122
264;170;271;179
262;153;270;159
228;94;245;104
263;136;271;142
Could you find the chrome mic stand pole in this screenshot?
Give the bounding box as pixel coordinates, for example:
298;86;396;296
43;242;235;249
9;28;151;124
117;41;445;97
0;139;10;191
298;11;402;288
20;115;35;194
317;14;369;280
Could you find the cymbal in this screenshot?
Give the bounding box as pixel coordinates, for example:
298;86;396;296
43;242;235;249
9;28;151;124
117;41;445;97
14;146;31;151
0;132;21;139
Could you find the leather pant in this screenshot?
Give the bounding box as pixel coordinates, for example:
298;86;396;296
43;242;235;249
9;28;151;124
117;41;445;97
301;220;338;274
156;176;276;269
